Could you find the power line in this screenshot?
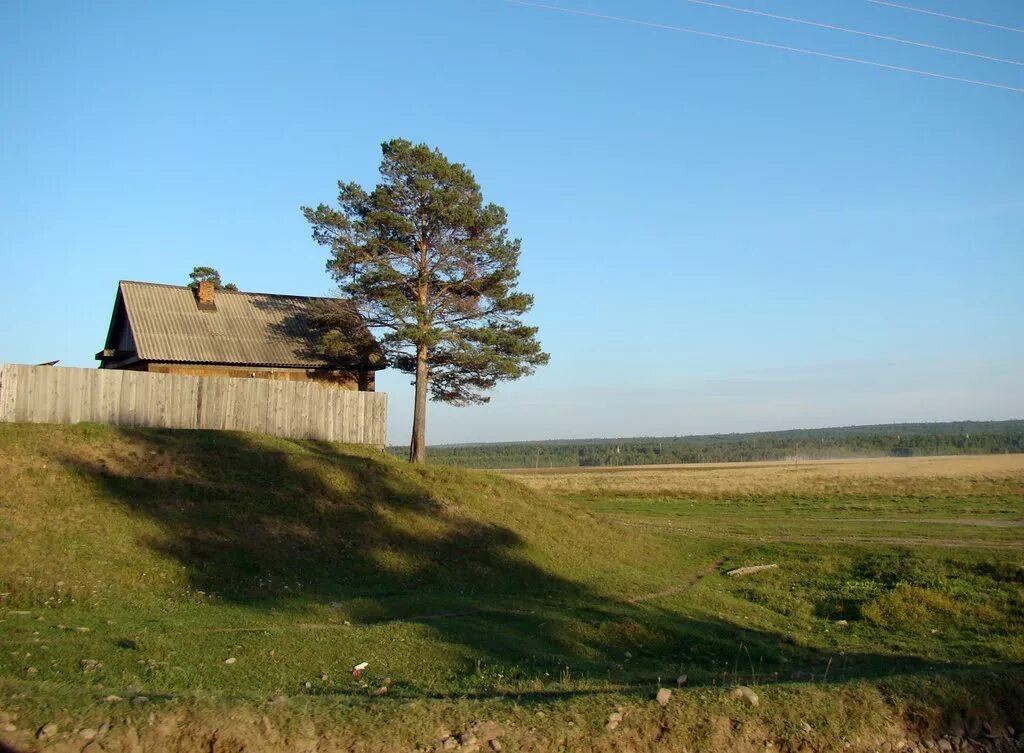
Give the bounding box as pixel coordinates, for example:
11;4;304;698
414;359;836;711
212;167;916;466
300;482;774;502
684;0;1024;67
867;0;1024;35
505;1;1024;94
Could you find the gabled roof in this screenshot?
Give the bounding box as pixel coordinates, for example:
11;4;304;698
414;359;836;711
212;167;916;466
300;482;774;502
98;281;384;370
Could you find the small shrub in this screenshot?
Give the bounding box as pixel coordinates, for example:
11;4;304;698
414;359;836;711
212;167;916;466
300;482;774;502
815;578;884;620
861;584;961;628
853;551;947;590
971;559;1024;584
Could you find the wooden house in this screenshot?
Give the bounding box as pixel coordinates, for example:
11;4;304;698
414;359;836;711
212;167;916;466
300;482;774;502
95;280;384;391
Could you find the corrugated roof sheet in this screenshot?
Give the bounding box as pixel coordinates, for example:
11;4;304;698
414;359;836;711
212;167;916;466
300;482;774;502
117;281;380;368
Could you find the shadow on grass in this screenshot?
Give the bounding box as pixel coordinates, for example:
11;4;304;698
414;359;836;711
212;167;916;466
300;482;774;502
53;427;1021;697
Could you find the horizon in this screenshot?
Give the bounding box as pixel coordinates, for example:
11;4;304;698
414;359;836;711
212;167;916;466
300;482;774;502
2;1;1022;445
392;417;1024;449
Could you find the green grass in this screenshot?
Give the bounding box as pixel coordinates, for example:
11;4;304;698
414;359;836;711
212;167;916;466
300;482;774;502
0;424;1022;751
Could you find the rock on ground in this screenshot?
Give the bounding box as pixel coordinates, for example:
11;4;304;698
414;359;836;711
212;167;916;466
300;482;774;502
731;686;760;706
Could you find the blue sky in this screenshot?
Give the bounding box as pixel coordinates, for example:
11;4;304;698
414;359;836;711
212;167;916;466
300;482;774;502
2;0;1021;445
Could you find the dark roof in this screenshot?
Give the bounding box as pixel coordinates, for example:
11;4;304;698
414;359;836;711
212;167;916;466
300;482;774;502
98;281;384;370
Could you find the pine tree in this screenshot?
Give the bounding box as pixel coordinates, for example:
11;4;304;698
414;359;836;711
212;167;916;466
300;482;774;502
187;266;237;291
302;139;549;463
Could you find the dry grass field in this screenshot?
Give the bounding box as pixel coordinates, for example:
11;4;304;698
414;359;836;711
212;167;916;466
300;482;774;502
505;455;1024;554
505;454;1024;497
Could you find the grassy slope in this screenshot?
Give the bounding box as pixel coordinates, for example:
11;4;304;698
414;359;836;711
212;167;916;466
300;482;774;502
1;425;1022;751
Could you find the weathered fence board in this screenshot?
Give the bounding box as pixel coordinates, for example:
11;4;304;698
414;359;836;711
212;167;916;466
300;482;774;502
0;364;387;445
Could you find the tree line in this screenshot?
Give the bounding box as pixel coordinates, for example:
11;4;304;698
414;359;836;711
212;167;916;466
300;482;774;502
387;420;1024;469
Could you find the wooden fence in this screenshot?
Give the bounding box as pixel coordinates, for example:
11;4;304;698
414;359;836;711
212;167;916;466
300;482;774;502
0;364;387;445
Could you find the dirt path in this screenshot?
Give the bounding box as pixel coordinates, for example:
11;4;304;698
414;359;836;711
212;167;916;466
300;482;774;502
612;518;1023;550
803;517;1024;528
628;559;725;604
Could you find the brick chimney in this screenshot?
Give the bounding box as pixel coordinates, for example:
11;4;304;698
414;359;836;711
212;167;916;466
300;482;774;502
195;281;216;311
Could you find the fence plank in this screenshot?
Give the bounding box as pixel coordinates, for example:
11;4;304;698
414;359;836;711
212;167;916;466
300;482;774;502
0;364;387;446
0;365;14;421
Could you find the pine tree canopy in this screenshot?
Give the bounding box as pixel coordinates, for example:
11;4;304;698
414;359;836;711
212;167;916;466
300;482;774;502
302;139;549;408
188;266;237;291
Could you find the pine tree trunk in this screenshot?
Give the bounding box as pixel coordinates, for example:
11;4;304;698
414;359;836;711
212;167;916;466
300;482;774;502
408;342;428;464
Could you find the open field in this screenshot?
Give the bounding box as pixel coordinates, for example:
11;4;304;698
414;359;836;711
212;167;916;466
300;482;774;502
1;426;1022;752
506;455;1024;551
506;454;1024;493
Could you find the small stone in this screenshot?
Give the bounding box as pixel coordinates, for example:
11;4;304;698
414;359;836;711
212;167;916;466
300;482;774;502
801;721;813;733
105;695;123;703
224;657;237;664
605;720;620;731
131;695;149;705
37;722;58;740
656;688;672;706
937;740;953;753
1;723;16;733
25;667;37;675
80;728;97;740
442;736;459;750
489;740;502;752
80;658;102;672
730;686;760;706
459;733;478;746
75;626;91;632
834;620;848;627
473;722;503;742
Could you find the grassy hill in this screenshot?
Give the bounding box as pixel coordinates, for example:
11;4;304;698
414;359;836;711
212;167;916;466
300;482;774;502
1;423;1022;752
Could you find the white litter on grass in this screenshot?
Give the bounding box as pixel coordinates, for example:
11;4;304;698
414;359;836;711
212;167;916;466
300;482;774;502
352;661;369;677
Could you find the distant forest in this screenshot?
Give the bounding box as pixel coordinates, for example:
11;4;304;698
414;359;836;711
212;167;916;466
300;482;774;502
387;420;1024;469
